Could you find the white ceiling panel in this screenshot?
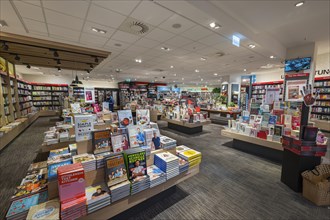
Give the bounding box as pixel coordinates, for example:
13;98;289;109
22;0;41;7
42;0;89;19
198;34;228;46
0;1;25;32
144;28;175;43
91;0;140;16
164;35;193;48
158;14;195;34
80;32;108;46
45;9;84;31
181;42;208;52
134;37;161;49
105;39;131;50
14;1;44;21
87;4;126;29
111;30;141;44
23;18;48;34
48;25;80;41
180;25;213;41
130;1;173;26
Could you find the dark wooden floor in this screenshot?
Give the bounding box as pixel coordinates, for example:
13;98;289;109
0;118;329;220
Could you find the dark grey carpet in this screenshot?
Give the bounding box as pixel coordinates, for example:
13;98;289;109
0;118;329;220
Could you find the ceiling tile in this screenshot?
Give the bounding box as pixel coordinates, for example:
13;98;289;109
125;45;149;53
45;9;84;31
50;33;80;44
23;18;48;33
80;32;108;46
164;35;193;47
111;30;141;44
134;37;161;49
14;1;44;21
198;34;228;46
22;0;41;7
144;28;175;42
91;0;140;16
142;48;164;58
169;48;191;56
48;25;80;41
42;0;89;19
180;25;213;41
158;14;195;34
82;21;116;38
105;39;131;50
130;1;173;26
181;42;207;52
87;4;126;29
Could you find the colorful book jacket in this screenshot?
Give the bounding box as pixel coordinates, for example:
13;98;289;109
26;199;60;220
74;115;94;142
124;149;147;181
117;110;133;128
92;129;111;154
85;183;110;204
104;154;128;187
136;109;150;126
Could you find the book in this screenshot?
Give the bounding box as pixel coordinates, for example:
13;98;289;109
28;161;47;172
268;115;277;125
74;115;94;142
104;154;128;187
111;133;129;153
49;147;69;157
92;129;111;154
96;112;103;123
283;114;292;126
111;112;119;124
124;148;147;181
128;125;145;148
47;155;72;181
144;128;154;150
102;102;109;112
63;116;73;125
274;125;284;137
26;199;60;220
117;110;133;128
249;115;256;125
85;183;110;205
70;103;81;114
136;109;150;126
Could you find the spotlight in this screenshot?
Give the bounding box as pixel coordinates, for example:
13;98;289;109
26;64;31;69
90;64;94;69
295;1;304;7
87;70;90;74
248;44;256;49
94;57;99;63
57;59;61;65
2;42;9;51
57;67;61;72
14;54;20;61
53;50;59;57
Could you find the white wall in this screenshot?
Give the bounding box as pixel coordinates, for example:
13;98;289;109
22;74;118;88
316;52;330;71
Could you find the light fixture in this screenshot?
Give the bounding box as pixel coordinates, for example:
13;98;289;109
0;20;8;27
86;76;90;79
201;78;203;81
57;59;61;65
90;64;94;68
135;59;142;63
53;50;59;57
71;74;83;86
161;46;170;51
248;44;256;49
173;73;176;76
173;81;176;83
200;57;207;61
91;27;106;34
214;73;218;76
2;41;8;51
99;30;106;34
295;1;304;7
195;69;199;73
182;77;184;80
14;54;20;61
92;28;98;32
94;57;99;63
87;70;90;74
57;67;61;72
244;69;247;72
31;66;39;70
270;55;276;59
26;64;31;69
170;65;174;68
209;22;221;29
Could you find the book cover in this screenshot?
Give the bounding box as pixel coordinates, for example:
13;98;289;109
111;133;130;153
102;102;109;112
70;103;81;114
72;153;96;164
147;165;165;181
104;154;128;187
63;116;73;125
96;112;103;123
49;147;69;157
117;110;133;128
136;109;150;126
268;115;277;125
128;125;145;148
47;159;72;181
249;115;256;125
28;161;47;172
180;149;201;160
92;130;111;154
274;125;284;137
143;128;154;150
111;112;119;124
156;151;178;163
85;183;109;204
124;149;147;181
176;145;191;155
74;115;94;142
284;114;292;125
26;199;60;220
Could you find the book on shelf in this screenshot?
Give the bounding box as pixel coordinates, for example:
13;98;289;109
136;109;150;126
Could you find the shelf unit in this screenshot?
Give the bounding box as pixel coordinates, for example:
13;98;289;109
94;87;119;109
31;83;68;111
17;79;33;117
311;76;330;121
251;80;284;103
72;86;85;102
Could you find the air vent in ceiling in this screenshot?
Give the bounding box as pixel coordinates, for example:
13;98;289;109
118;17;153;36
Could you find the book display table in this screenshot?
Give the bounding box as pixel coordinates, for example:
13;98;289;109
221;129;283;162
200;109;241;120
310;119;330;132
164;118;211;134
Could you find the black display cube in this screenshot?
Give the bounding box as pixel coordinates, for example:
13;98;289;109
281;149;321;192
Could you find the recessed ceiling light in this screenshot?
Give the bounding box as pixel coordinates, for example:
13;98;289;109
244;69;247;71
91;27;106;34
209;22;221;29
214;73;218;76
26;64;31;69
57;67;61;72
170;65;174;68
182;77;184;80
173;73;176;76
209;22;216;28
270;55;276;59
195;69;199;73
135;59;142;63
173;80;176;83
248;44;256;49
295;1;304;7
92;28;98;32
200;57;207;61
201;78;203;81
161;46;170;51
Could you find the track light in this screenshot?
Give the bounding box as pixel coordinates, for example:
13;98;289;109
94;57;99;63
2;42;8;51
26;64;31;69
57;67;61;72
90;64;94;69
14;54;20;61
57;59;61;65
53;50;59;57
87;70;90;74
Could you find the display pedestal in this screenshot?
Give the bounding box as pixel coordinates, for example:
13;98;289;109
281;149;321;192
200;108;241;120
164;118;211;134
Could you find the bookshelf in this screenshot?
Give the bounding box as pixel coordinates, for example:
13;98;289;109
311;76;330;121
73;86;85;102
251;80;284;103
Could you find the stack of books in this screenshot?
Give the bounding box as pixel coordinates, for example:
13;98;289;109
130;175;150;195
27;161;47;173
154;152;179;180
26;199;60;220
85;183;111;214
178;158;189;173
5;191;48;220
147;165;166;188
160;136;177;149
95;152;111;169
72;153;96;172
57;163;86;220
105;154;130;202
47;153;72;181
177;148;202;168
68;143;77;156
49;147;69;157
140;145;151;156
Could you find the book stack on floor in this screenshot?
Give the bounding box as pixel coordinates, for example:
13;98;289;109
72;153;96;172
160;136;177;150
57;163;87;220
26;199;60;220
5;191;48;220
85;183;111;214
95;152;111;169
147;165;166;187
154;151;180;180
105;154;130;202
124;148;150;195
177;147;202;168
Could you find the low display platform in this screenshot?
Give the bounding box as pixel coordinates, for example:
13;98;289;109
200;109;241;120
221;129;283;162
164;118;211;134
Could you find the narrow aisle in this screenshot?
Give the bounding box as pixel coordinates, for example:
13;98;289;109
0;116;58;219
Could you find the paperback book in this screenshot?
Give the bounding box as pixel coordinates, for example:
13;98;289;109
117;110;133;128
128;125;145;148
26;199;60;220
92;129;112;154
136;109;150;126
104;154;128;188
111;133;130;153
74;114;94;142
124;148;147;181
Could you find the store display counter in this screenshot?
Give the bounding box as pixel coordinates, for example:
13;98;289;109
39;110;60;117
164;118;211;134
221;129;283;162
310;119;330;132
0;112;40;150
200;109;241;120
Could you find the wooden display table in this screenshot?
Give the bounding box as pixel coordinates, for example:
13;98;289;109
200;108;241;120
0;112;40;150
164;118;211;134
221;129;283;162
310;119;330;132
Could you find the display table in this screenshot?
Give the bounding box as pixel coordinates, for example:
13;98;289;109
0;112;40;151
163;118;211;134
310;119;330;132
200;109;241;120
221;129;283;162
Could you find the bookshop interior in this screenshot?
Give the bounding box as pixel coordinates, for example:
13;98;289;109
0;1;330;220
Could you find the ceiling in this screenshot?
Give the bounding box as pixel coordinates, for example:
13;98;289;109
1;0;329;86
